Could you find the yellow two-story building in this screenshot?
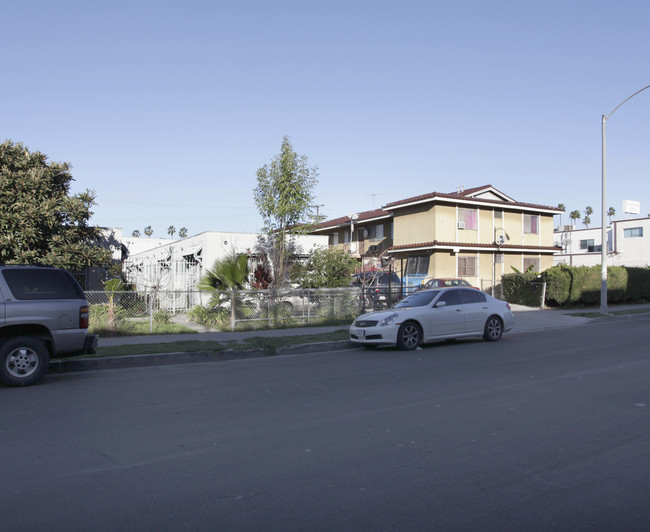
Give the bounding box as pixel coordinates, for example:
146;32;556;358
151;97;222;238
311;185;561;294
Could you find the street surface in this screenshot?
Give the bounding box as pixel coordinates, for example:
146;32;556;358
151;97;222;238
2;317;650;531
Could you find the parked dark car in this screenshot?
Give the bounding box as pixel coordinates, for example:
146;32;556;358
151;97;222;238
351;271;401;310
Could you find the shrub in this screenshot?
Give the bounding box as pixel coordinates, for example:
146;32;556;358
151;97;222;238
154;310;172;324
502;272;542;307
541;265;572;306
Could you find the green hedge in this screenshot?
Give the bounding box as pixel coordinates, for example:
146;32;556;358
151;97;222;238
503;265;650;307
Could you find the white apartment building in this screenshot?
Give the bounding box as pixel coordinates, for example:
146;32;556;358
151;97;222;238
554;217;650;267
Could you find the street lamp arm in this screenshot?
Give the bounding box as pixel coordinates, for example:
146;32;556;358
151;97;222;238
605;84;650;120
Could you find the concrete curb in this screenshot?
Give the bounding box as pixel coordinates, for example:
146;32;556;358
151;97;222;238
48;340;356;374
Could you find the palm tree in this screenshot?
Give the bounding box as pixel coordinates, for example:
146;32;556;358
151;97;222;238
569;210;581;227
197;252;252;320
583;215;591;228
179;227;188;238
167;225;176;238
144;225;153;237
607;207;616;224
557;203;566;227
131;230;141;237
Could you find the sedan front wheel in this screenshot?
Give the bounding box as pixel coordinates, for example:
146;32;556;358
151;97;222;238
397;322;421;350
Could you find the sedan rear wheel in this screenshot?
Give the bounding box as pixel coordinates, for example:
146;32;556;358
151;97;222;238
483;316;503;342
397;322;421;350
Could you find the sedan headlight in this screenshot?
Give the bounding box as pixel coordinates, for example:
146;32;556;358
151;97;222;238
379;312;399;326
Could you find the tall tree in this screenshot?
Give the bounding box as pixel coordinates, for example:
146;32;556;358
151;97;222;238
0;140;110;270
583;206;594;228
144;225;153;237
557;203;566;227
179;227;188;238
167;225;176;238
254;136;319;287
569;210;581;226
607;207;616;224
131;229;141;237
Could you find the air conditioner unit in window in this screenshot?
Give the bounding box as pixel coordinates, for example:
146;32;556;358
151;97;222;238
457;221;465;229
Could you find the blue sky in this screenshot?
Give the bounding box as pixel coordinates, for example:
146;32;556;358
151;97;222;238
3;0;650;237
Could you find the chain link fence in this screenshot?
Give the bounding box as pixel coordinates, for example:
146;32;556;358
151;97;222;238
85;287;410;333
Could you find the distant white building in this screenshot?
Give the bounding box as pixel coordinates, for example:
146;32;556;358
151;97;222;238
123;231;329;293
554;217;650;267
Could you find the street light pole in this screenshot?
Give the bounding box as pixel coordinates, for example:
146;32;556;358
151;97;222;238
600;84;650;315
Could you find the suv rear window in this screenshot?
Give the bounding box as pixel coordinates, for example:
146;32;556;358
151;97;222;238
2;268;85;300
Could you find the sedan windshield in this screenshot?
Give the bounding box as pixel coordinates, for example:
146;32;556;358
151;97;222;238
394;290;439;308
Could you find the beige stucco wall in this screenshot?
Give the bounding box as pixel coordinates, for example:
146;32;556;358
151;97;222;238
432;205;456;242
393;205;435;245
479;209;494;243
540;215;555;246
429;251;456;277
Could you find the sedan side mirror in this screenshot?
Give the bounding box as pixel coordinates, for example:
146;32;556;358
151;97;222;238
434;300;447;308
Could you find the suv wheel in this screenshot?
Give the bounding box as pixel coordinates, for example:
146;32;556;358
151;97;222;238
0;337;51;387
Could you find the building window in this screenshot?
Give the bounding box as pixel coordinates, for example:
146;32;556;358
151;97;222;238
343;231;350;244
580;239;594;250
524;215;539;234
406;255;430;275
523;258;540;272
374;223;384;241
458;208;478;230
494;210;503;219
366;224;384;242
624;227;644;238
458;256;476;277
330;233;339;246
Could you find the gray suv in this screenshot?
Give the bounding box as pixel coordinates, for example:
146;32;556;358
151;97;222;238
0;265;98;386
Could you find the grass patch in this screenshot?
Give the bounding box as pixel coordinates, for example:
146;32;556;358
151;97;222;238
565;308;650;319
90;322;197;336
88;329;350;358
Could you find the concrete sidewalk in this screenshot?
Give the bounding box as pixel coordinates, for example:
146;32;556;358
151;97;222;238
49;303;650;374
100;302;650;347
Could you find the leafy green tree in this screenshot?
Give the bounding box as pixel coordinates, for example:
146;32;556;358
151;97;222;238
0;140;111;270
144;225;153;237
569;210;581;226
254;136;319;287
167;225;176;238
291;247;358;288
583;215;591;228
179;227;188;238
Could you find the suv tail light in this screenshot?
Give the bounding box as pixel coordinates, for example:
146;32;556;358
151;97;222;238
80;306;90;329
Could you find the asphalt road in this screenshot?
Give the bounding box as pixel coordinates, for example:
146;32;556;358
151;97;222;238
2;317;650;531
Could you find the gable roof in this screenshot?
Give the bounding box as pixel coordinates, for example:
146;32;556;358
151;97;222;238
384;184;562;214
312;208;392;232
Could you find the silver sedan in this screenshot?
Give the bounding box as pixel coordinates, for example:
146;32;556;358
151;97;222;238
350;287;515;350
